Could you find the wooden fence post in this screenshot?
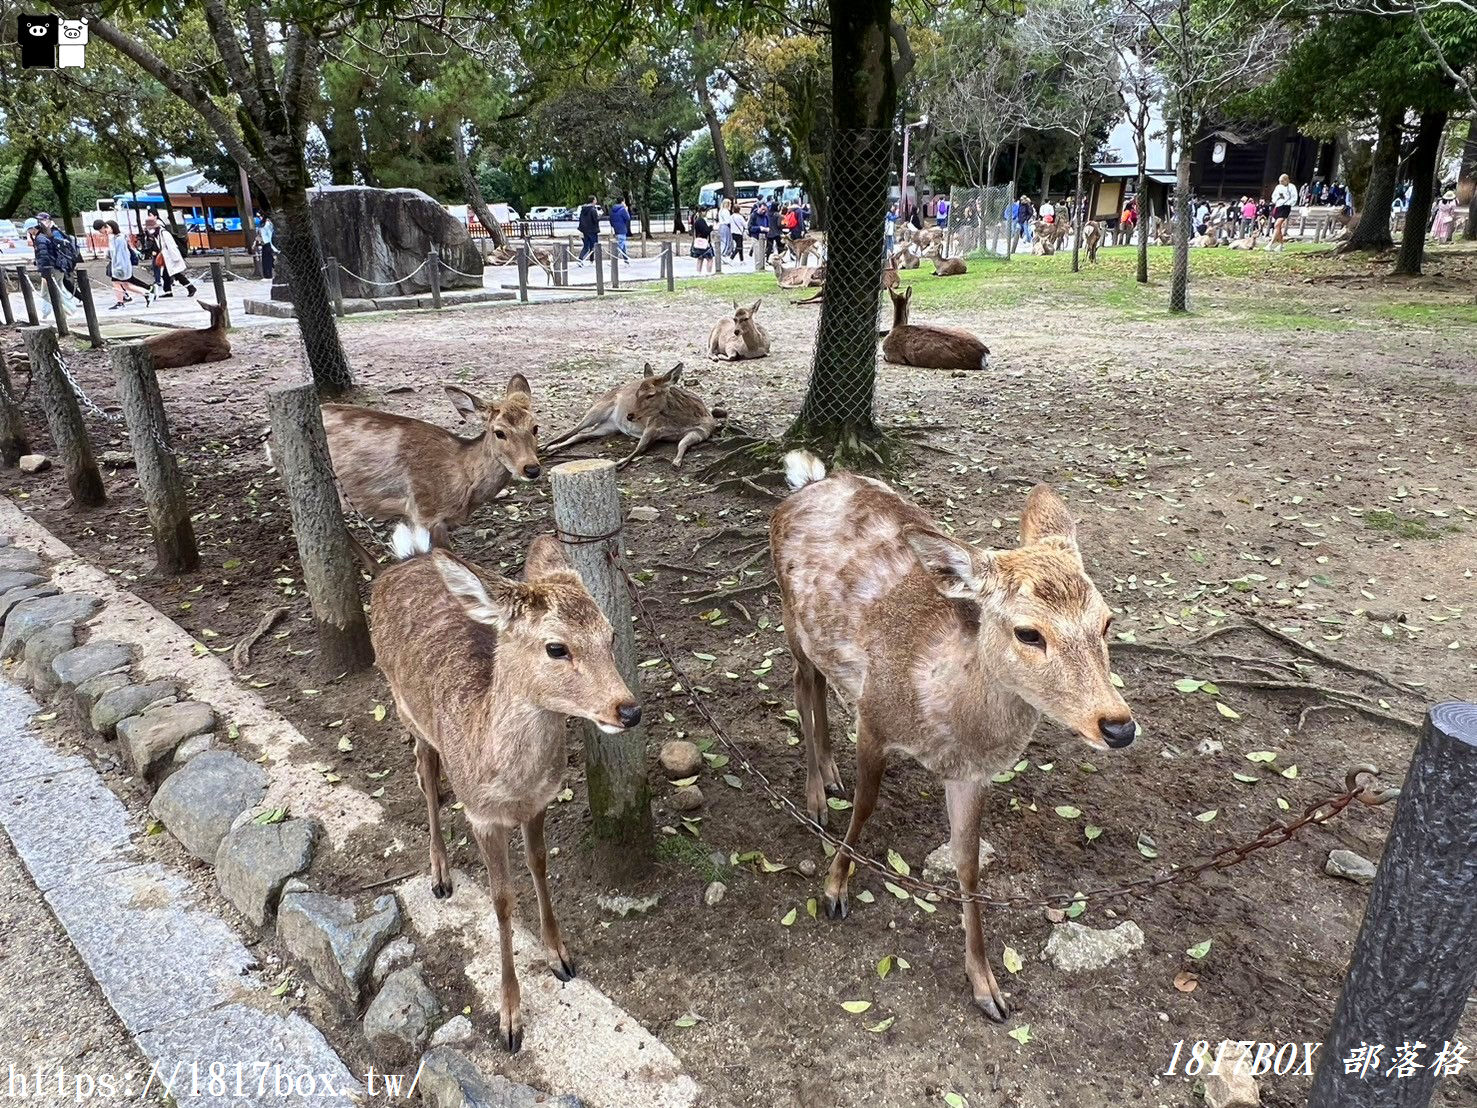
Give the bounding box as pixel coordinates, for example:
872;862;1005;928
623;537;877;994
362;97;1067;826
713;235;723;274
209;261;231;328
550;459;653;876
325;256;345;317
1308;702;1477;1108
15;267;39;325
19;325;105;507
516;245;529;303
265;382;375;674
593;243;605;296
42;273;70;338
610;243;620;288
75;271;104;348
665;242;676;291
0;267;14;326
556;243;570;288
427;251;443;309
0;349;29;466
111;342;198;573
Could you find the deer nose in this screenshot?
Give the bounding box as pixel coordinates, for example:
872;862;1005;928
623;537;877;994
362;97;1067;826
522;464;542;479
1098;717;1137;749
617;702;642;728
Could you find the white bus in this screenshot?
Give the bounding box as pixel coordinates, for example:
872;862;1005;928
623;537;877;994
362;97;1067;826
697;179;761;211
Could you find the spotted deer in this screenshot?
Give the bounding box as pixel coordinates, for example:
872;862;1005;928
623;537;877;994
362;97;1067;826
318;374;541;569
770;453;1136;1022
371;525;640;1053
544;362;726;468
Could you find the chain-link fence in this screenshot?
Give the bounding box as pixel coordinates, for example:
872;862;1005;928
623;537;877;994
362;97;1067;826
942;183;1015;258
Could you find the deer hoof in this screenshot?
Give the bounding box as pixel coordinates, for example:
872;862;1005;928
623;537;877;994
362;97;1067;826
431;880;453;899
551;955;577;982
824;782;847;799
973;991;1010;1023
823;892;849;921
498;1015;524;1054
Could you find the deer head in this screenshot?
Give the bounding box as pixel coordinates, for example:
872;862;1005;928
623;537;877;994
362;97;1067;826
732;300;761;327
902;485;1135;751
888;286;912;327
445;373;541;481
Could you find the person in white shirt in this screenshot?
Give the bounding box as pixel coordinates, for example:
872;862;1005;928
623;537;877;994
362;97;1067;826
725;202;747;260
258;214;275;279
1039;199;1056;225
1268;174;1297;251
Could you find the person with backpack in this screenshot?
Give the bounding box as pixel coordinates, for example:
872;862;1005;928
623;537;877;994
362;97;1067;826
576;195;601;264
94;218;156;308
766;203;784;260
787;202;806;242
141;213;197;297
748;201;769;261
32;212;79;297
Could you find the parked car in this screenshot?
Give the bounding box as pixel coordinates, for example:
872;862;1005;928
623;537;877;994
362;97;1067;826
528;206;561;221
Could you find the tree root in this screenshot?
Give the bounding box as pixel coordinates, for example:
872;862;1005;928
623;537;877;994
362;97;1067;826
693;526;769;552
683;577;777;605
233;606;289;671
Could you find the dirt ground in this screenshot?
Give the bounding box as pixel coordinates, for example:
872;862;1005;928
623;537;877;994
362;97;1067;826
6;242;1477;1108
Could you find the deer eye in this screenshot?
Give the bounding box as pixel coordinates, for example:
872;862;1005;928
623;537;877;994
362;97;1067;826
546;643;569;659
532;425;539;436
1102;618;1114;638
494;430;506;440
1014;627;1045;649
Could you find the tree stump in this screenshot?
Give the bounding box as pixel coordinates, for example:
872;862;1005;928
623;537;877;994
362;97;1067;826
19;325;104;506
112;342;198;573
0;348;30;466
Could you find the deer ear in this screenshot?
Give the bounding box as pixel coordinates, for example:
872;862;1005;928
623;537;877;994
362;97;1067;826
905;285;913;303
506;373;531;397
524;535;571;580
1020;484;1079;552
663;362;684;384
904;529;990;601
749;299;761;314
444;385;488;422
431;551;515;629
642;363;654;378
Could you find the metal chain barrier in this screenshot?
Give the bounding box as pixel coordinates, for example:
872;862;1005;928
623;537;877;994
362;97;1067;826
51;348;178;460
613;553;1400;911
325;258;430;288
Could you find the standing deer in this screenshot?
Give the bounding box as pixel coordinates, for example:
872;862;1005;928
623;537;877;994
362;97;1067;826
881;287;989;372
544;362;726;468
770;453;1136;1022
708;299;771;361
319;374;541;568
371;525;640;1053
1082;221;1103;263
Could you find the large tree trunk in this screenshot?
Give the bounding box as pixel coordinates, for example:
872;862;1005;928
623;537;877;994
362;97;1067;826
1170;138;1192;313
1341;109;1401;253
1071;135;1087;273
665;154;685;234
149;157;183;239
1460;114;1476;242
37;154;73;237
274;185;353;395
454;123;507;249
696;80;735;203
0;146;39;219
1395;109;1448;277
789;0;896;456
641;162;656;239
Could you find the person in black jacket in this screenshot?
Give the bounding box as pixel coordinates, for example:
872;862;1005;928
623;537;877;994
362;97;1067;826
577;196;600;264
32;212;78;296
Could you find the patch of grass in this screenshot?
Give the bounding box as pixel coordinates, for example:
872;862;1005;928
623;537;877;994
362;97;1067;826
1374;302;1477;328
657;830;729;882
1362;509;1454;540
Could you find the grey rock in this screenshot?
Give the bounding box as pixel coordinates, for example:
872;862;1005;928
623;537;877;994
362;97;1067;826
1197;738;1225;756
24;623;76;692
90;680;178;738
703;881;727;908
363;965;439;1062
0;546;41;573
17;454;49;473
99;450;135;467
596;893;660;918
150;750;268;863
174;732;215;764
118;701;216;779
277;885;401;1005
1;593;101;659
1326;849;1376;885
798;859;817;878
72;671;130;719
671;785;704;811
659;740;702;776
627;506;660;523
371;936;417;989
0;570;44;593
1042;920;1145;973
922;838;996;883
215;818;318;928
48;640;134;691
430;1015;474;1047
418;1048;584;1108
0;584;59;621
1204;1042;1262;1108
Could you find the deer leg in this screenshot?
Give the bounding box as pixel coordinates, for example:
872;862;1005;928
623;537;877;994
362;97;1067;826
545;424;606;454
472;819;523;1052
789;639;828;828
671;429;707;467
411;734;453;899
946;778;1009;1022
616;427;658;469
810;674;843;798
823;718;885;921
343;526;382;577
521;810;575;981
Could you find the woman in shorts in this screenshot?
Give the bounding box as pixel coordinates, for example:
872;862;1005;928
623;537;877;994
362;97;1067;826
1268;174;1297;251
690;208;715;275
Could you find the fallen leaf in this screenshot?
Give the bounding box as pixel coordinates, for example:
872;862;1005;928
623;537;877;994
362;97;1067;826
1173;970;1199;993
1215;701;1242;720
865;1016;896;1033
1003;946;1024;974
1084;824;1104;841
1187;939;1212;960
1246;750;1278;763
1195;810;1218;822
1007;1025;1032;1045
877;955;894;980
887;849;911;876
841;1000;872;1014
781;908;797;926
1054;805;1082;820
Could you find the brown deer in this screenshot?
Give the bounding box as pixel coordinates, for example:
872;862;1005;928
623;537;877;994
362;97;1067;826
890;242;922;270
786;235;823;265
319;374;541;565
770;453;1136;1022
142;301;231;370
371;525;640;1053
544;362;726;468
770;255;826;288
921;242;967;276
1082;221;1103;263
881;287;989;372
881;265;900;292
708;300;771;361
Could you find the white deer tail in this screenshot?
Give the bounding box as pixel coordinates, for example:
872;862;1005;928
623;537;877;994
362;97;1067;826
391;523;432;560
783;450;826;490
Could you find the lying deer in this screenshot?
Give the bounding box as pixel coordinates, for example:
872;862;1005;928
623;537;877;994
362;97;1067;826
770;454;1136;1022
319;374;541;568
1227;231;1260;251
371;525;640;1053
544;362;726;468
921;242;967;277
881;287;989;372
890;243;922;270
708;300;771;361
143;301;231;370
770;255;826;289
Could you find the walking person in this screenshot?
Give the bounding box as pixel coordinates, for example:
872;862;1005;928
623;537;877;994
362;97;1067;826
748;201;768;261
690;207;714;276
1017;195;1035;243
258;213;275;279
608;196;632;261
1268;173;1297;251
576;195;601;264
95;219;155;308
141;214;197;297
31;211;80;298
884;201;898;257
725;201;746;260
766;202;784;261
1432;190;1458;244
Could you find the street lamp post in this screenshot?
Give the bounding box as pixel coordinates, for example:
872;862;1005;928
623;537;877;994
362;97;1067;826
901;114;929;222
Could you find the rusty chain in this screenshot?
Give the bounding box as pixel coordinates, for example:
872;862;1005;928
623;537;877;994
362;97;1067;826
615;556;1400;911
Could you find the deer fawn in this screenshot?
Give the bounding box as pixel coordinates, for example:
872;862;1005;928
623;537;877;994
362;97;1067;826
708;300;771;361
544;362;726;468
881;287;989;372
770;452;1136;1022
319;374;541;568
371;525;640;1052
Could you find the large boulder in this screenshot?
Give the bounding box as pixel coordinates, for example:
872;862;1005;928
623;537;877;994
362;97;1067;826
271;186;484;303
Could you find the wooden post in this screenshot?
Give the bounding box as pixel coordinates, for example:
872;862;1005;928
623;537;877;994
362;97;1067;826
325;256;345;317
75;271;103;348
19;325;105;507
0;347;29;466
556;243;570;288
0;267;14;326
42;272;70;337
111;342;198;573
1309;702;1477;1108
1298;213;1307;238
610;242;621;287
15;267;39;325
665;242;676;291
593;243;605;296
550;459;653;875
427;251;443;309
209;261;231;328
754;236;765;272
516;245;529;303
265;382;375;674
713;235;722;274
